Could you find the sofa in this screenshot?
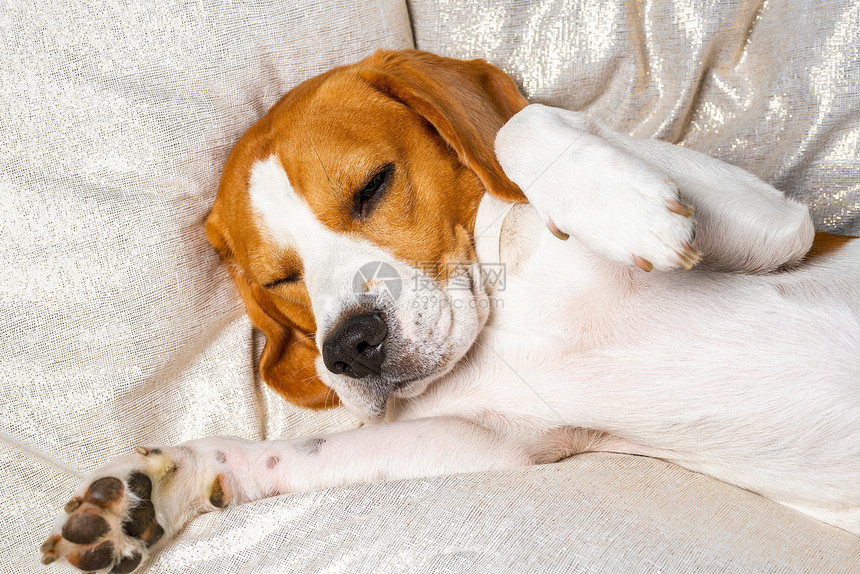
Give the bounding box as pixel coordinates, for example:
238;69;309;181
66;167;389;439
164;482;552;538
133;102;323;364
3;1;858;572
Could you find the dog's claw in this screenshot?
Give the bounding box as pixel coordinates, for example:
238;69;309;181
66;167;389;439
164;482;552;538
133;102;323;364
633;256;654;272
677;242;700;270
546;217;570;241
135;446;150;456
668;199;694;217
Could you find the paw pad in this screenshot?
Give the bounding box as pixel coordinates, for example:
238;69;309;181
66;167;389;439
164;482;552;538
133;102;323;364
87;476;125;510
122;472;164;546
67;540;115;570
61;508;109;544
110;552;142;574
41;465;166;572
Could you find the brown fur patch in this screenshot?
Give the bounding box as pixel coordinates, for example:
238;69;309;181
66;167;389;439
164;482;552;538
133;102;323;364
806;232;857;260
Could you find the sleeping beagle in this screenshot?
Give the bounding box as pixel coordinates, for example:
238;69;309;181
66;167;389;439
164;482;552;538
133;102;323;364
42;49;860;571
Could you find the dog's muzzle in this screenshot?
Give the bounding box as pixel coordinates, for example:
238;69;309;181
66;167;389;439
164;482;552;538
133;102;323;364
321;312;388;378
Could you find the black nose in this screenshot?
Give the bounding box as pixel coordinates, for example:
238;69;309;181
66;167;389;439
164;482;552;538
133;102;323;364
321;312;388;378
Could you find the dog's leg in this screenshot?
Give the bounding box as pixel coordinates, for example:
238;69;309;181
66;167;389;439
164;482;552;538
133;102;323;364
496;104;814;273
41;417;529;572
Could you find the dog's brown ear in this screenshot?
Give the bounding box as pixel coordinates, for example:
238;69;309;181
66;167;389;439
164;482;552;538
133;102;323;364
227;264;337;410
360;50;528;203
205;146;336;410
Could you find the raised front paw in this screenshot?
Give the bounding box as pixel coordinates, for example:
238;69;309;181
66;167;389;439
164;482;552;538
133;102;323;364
496;104;699;272
41;446;228;573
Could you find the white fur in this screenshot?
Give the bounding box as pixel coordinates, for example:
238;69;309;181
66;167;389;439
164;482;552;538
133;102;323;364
47;105;860;572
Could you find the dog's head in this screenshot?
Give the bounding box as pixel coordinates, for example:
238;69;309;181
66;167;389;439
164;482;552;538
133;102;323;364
206;50;527;422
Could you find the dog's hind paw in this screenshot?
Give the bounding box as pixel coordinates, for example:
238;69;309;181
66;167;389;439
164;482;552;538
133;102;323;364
41;446;224;573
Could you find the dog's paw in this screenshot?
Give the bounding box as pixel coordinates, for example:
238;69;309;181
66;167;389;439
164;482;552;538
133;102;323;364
41;446;227;573
497;104;699;271
41;464;161;572
539;163;698;272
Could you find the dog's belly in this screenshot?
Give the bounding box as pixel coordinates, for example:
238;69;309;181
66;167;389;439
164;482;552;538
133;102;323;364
409;242;860;510
593;278;856;504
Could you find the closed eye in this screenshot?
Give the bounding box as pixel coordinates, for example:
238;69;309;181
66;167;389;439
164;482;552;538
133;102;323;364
353;163;394;219
264;272;302;289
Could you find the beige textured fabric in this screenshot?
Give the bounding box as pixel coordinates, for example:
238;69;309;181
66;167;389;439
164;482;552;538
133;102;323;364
408;0;860;235
3;0;859;573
